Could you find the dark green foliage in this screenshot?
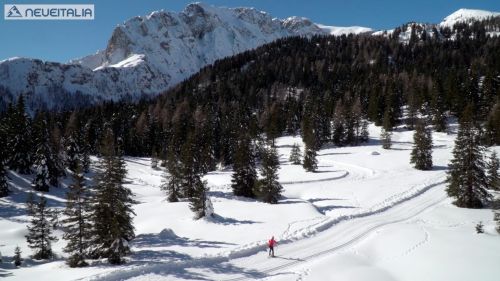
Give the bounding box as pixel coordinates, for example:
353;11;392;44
161;151;181;202
494;198;500;234
90;129;135;262
62;164;92;267
7;96;32;174
25;193;58;260
31;146;50;192
303;146;318;172
410;121;433;170
231;133;257;198
381;128;392;150
0;157;8;198
256;146;282;204
289;143;302;165
188;176;212;220
485;102;500;145
487;151;499;190
0;120;9;197
301;113;318;172
446;106;491;208
475;221;484;234
13;246;22;267
107;238;129;265
360;120;370;143
31;116;60;192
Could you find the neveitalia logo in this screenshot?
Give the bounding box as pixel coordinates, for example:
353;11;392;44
4;4;94;20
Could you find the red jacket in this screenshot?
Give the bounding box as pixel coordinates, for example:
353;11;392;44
268;238;277;247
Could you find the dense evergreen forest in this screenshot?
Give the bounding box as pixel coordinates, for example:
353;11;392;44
0;18;500;266
1;20;499;175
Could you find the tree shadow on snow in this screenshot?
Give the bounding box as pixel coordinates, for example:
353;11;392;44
133;233;236;249
209;214;261;225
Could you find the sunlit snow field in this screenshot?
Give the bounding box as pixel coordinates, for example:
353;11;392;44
1;123;499;281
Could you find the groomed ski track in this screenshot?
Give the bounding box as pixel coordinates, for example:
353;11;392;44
90;176;448;281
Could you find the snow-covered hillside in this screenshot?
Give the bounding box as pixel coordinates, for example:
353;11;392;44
0;2;370;111
2;4;498;111
1;123;499;281
372;8;500;43
440;8;500;27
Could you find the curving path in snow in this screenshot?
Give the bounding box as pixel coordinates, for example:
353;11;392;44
89;174;447;281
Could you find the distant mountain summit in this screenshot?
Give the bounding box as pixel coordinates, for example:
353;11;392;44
440;8;500;27
0;4;497;111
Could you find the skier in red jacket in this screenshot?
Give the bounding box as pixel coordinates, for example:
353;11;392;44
268;236;277;257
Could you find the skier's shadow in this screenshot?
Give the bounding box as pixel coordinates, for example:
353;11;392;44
273;256;305;262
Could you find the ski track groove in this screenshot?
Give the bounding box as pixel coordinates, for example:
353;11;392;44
223;195;446;281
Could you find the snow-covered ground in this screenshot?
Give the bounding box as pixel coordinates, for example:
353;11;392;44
1;123;499;281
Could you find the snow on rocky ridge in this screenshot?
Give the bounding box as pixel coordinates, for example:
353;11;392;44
0;5;498;111
0;2;369;111
440;8;500;27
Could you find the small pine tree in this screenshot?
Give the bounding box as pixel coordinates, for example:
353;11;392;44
0;158;8;197
0;126;9;197
381;128;392;149
13;246;22;267
487;151;499;190
360;120;369;143
31;149;50;192
446;106;490;208
257;146;283;204
494;199;500;234
62;164;92;267
188;177;212;219
25;194;58;259
475;221;484;234
410;121;433;170
302;146;318;172
161;152;182;202
289;143;302;165
231;134;257;198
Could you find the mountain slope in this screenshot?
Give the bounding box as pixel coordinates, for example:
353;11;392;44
0;3;370;111
0;5;498;111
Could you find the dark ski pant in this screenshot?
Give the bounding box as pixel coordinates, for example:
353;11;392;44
269;246;274;257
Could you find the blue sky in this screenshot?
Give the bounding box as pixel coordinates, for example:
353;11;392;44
1;0;499;62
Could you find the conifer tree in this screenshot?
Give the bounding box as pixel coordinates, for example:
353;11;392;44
257;146;282;204
0;154;8;197
487;151;499;191
231;133;257;198
289;143;302;165
410;120;433;170
31;117;57;192
8;96;32;174
494;198;500;234
381;107;393;149
446;106;490;208
25;193;58;259
360;119;369;143
303;145;318;172
62;163;92;267
302;117;318;172
161;151;181;202
13;246;22;267
381;128;392;149
90;128;135;264
31;147;50;192
0;122;9;197
188;176;212;219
